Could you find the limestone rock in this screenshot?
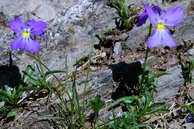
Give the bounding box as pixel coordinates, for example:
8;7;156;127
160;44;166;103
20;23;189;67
156;65;184;99
35;3;57;21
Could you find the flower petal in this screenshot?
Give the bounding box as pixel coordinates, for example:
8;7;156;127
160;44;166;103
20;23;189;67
136;12;148;26
25;38;40;53
137;6;161;27
11;37;25;50
147;29;163;47
162;7;184;26
11;37;40;53
160;29;176;47
27;19;47;36
147;29;176;47
9;18;26;34
152;6;161;14
144;4;160;25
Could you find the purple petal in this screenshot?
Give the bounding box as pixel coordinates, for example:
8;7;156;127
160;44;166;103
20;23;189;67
11;37;40;53
27;19;47;36
137;6;161;27
137;12;148;26
25;38;40;53
147;29;162;47
11;37;25;50
160;29;176;47
147;29;176;47
162;7;184;26
144;4;160;25
152;6;161;14
9;18;26;34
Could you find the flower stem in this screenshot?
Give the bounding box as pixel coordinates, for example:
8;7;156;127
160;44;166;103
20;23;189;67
140;24;152;87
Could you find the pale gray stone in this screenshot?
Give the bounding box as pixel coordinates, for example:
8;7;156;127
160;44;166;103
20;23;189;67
0;0;41;16
156;65;184;99
113;42;122;56
35;3;57;21
183;123;194;129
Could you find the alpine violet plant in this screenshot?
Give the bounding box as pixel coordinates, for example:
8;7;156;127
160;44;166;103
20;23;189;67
9;17;47;53
143;4;184;48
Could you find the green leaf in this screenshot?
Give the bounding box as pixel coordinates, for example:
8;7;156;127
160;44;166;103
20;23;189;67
34;115;64;121
120;5;128;18
22;65;37;82
181;103;194;113
45;70;65;77
88;95;105;113
149;102;166;108
22;71;38;83
0;106;10;113
108;96;139;109
131;123;150;129
150;72;171;79
144;65;151;72
7;110;17;118
189;58;194;70
0;89;12;99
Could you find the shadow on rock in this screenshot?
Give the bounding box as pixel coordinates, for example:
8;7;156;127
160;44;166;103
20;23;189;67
109;61;143;111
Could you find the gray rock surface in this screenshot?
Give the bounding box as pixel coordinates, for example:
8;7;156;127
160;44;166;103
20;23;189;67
183;123;194;129
156;66;184;99
35;3;57;21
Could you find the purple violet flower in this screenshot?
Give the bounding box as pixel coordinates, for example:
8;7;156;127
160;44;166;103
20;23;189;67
9;18;47;53
137;6;161;27
186;114;194;122
144;4;184;48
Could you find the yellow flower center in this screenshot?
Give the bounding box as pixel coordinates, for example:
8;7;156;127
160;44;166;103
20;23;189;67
22;30;30;38
157;22;165;31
